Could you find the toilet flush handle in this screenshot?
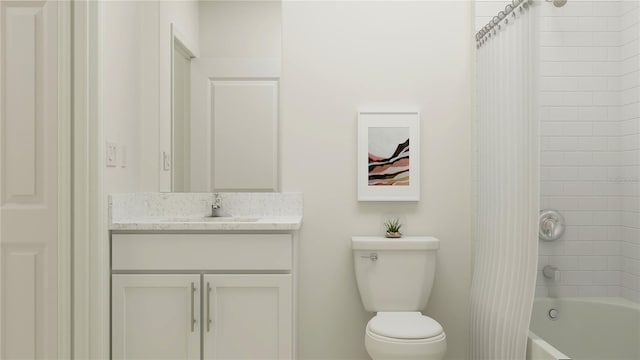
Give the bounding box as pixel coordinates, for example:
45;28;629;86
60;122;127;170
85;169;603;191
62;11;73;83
360;253;378;261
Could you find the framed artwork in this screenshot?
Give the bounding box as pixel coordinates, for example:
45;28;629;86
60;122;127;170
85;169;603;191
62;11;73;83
357;111;420;201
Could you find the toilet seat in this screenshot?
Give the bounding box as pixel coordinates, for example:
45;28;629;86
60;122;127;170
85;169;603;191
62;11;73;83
367;312;443;340
364;312;447;359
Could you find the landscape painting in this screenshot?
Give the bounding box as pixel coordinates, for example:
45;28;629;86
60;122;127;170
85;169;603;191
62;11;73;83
368;127;410;186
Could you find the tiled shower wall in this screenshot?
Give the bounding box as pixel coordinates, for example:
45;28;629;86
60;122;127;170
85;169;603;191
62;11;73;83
476;1;639;302
619;1;640;302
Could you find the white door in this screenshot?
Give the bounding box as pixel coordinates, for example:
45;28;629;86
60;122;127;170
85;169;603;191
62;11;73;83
203;274;292;360
112;274;201;360
0;1;60;358
190;59;280;192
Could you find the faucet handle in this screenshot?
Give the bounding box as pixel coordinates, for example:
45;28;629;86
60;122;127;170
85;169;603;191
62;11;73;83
212;193;222;209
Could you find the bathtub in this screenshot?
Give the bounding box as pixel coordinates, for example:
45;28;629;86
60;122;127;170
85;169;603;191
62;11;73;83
527;297;640;360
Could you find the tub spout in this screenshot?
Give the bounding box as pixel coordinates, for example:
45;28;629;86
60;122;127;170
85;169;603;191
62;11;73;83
543;265;561;282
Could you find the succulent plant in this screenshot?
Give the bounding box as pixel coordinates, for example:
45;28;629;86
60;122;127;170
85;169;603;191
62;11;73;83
384;218;402;234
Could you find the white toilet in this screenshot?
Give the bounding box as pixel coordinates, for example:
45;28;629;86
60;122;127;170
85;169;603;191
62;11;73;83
352;236;446;360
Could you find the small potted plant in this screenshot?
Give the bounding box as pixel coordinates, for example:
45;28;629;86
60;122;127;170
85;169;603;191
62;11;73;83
384;218;402;238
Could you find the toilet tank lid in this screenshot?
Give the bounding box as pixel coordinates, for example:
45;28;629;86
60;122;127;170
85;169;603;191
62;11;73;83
351;236;440;250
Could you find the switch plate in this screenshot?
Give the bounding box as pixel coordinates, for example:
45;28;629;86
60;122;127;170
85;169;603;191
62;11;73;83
162;151;171;171
106;141;117;167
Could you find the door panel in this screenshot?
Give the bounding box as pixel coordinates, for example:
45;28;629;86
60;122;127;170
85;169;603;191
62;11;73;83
204;274;292;360
190;58;280;192
0;1;59;358
112;274;201;360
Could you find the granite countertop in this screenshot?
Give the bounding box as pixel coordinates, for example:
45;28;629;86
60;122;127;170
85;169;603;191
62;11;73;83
110;215;303;231
109;192;303;232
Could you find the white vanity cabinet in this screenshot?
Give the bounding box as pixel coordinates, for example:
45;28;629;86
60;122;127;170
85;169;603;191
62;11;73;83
111;233;294;360
203;274;292;359
111;274;201;360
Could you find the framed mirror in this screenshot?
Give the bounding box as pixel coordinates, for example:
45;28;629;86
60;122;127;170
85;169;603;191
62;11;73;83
168;1;282;193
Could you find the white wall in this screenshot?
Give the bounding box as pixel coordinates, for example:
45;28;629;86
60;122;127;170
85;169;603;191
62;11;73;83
281;2;473;359
103;1;159;193
198;1;281;59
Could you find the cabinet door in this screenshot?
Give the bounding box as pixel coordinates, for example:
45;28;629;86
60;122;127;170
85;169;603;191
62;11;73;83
204;274;292;360
112;274;201;360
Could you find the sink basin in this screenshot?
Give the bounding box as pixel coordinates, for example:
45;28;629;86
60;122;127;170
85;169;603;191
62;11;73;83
160;217;260;223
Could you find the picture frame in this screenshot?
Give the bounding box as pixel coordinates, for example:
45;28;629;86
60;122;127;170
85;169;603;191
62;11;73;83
357;111;420;201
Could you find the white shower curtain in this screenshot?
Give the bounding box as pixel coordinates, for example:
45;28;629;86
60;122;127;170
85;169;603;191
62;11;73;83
470;2;539;359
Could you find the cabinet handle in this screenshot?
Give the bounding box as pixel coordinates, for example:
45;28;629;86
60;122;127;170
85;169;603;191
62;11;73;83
190;282;196;332
207;282;212;332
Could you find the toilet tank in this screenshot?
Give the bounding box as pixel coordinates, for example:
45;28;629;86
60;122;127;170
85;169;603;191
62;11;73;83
352;236;440;312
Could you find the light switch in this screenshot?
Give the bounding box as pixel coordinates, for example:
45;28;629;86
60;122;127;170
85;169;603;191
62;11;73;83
106;141;117;167
162;151;171;171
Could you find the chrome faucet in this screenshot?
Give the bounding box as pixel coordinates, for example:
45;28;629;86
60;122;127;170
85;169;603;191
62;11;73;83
543;265;561;282
211;193;222;217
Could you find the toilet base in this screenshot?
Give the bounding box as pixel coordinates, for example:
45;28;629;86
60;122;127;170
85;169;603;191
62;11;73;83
365;328;447;360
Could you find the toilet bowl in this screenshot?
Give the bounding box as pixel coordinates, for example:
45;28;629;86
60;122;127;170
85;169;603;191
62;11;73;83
352;236;446;360
364;312;446;360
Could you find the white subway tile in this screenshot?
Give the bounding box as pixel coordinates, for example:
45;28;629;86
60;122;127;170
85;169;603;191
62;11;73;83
579;107;607;121
579;256;608;270
577;137;608;151
592;211;622;226
563;122;593;136
593;32;621;47
607;225;622;240
540;240;565;256
541;181;565;196
624;258;640;276
578;285;609;296
541;151;566;166
547;167;579;181
592;241;622;255
593;270;621;285
541;47;580;61
608;256;624;270
593;152;620;166
607;285;622;296
593;92;620;106
550;255;580;270
542;137;579;151
577;46;609;61
620;119;639;135
578;77;609;91
563;183;595;196
622;242;640;260
578;225;608;240
541;122;564;136
541;77;579;91
555;285;580;297
563;270;594;285
578;167;608;181
578;17;609;32
593;122;620;136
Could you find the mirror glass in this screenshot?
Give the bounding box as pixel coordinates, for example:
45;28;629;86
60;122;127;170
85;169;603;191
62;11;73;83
169;1;282;192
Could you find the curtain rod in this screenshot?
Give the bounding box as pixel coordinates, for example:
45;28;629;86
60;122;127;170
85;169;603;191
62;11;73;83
476;0;532;47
